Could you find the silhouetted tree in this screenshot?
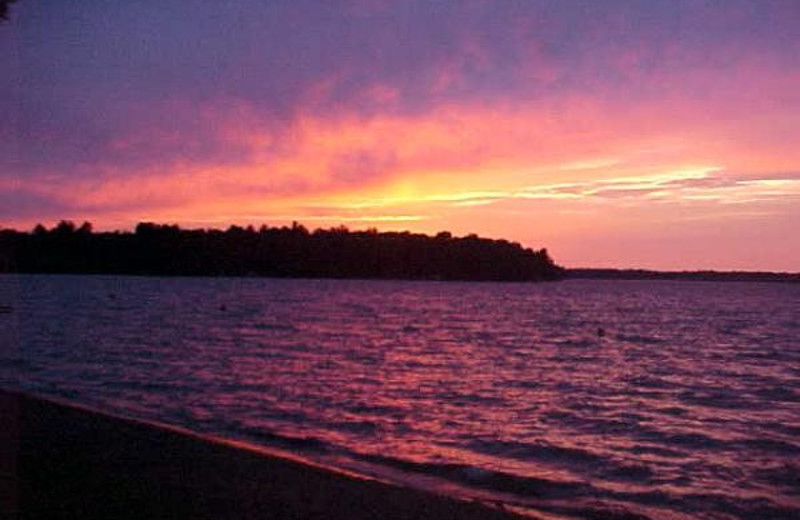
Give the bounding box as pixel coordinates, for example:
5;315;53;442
77;221;93;235
0;0;17;22
291;221;309;236
53;220;76;235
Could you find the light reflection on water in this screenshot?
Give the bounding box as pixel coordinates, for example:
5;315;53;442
1;275;798;520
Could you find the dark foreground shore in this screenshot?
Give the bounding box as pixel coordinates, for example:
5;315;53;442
0;391;531;520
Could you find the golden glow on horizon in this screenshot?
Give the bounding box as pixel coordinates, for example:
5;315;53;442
6;99;799;270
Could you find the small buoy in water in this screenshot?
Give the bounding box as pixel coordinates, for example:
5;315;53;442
108;293;116;300
220;304;227;311
0;304;12;314
597;327;606;337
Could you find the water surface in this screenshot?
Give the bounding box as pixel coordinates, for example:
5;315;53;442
1;275;798;519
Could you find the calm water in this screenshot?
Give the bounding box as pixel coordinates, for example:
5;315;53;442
1;275;798;520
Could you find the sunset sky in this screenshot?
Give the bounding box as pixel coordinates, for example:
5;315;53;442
1;0;799;270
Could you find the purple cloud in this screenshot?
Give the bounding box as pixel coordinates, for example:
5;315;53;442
3;0;797;183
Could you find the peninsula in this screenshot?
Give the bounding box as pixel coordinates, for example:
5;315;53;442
0;221;565;282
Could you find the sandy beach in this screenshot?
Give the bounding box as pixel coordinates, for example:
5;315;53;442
0;390;531;520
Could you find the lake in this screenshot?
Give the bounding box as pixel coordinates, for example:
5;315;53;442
1;275;798;519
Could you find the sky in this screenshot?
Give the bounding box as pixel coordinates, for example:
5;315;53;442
1;0;799;270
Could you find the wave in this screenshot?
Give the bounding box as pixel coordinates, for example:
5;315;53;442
345;452;663;520
237;426;331;452
351;452;591;499
467;439;656;483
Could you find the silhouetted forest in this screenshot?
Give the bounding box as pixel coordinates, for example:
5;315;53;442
0;221;565;282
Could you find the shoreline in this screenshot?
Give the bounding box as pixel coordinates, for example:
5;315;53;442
0;390;533;520
1;271;798;285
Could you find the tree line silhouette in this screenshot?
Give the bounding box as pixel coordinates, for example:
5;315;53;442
0;0;17;22
0;221;566;282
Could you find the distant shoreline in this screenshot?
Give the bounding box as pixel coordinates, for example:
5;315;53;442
567;268;800;284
